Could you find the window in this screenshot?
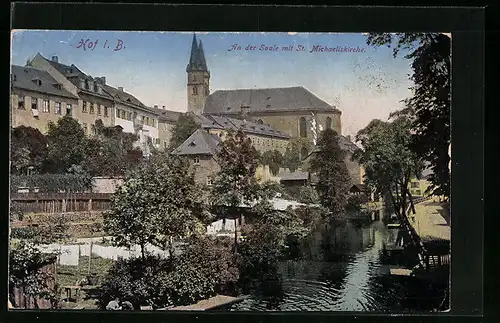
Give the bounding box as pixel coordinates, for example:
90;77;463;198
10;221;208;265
42;100;49;112
207;177;213;186
85;80;90;90
66;103;72;116
97;106;102;115
257;119;264;124
152;119;156;128
82;123;87;134
415;190;422;196
163;141;168;149
205;87;209;96
266;105;271;109
145;117;150;126
18;96;25;109
155;138;160;145
326;117;332;130
94;83;99;92
83;102;88;113
299;117;307;138
31;98;38;110
141;116;145;124
89;104;95;114
104;106;108;117
411;182;420;188
54;102;61;115
91;125;97;135
193;86;197;95
193;75;197;82
121;110;126;119
193;157;200;164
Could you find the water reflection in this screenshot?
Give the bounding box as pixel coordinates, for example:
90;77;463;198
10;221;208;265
222;210;449;312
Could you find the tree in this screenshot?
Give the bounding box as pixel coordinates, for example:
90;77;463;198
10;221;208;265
167;113;201;151
103;152;209;259
310;129;351;217
260;150;284;175
283;137;313;172
10;126;49;175
9;240;58;309
353;114;424;225
366;33;450;198
211;130;261;252
44;115;87;173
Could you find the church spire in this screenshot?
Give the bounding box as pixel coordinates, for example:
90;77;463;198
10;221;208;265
187;33;199;72
198;40;208;71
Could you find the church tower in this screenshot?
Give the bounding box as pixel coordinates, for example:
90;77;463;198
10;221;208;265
186;33;210;115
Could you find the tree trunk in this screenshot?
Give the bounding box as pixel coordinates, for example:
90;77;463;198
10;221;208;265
168;236;175;259
234;218;238;253
140;243;145;260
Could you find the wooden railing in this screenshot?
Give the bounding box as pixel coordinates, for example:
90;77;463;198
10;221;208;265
10;193;113;214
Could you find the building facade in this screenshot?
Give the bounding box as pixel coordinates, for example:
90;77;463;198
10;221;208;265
10;65;79;133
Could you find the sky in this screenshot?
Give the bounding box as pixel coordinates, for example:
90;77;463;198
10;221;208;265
11;31;415;138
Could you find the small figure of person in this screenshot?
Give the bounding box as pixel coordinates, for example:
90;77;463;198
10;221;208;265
120;300;134;310
106;297;122;310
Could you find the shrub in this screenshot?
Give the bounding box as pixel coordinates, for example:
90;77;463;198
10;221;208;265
346;194;370;211
96;235;240;309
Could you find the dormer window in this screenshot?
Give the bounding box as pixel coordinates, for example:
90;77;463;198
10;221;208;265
85;80;90;90
12;74;16;81
266;96;271;100
227;107;231;111
189;141;196;147
266;104;271;108
32;78;42;86
93;83;98;92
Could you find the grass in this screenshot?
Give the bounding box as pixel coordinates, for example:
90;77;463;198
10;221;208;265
56;255;114;287
56;255;115;310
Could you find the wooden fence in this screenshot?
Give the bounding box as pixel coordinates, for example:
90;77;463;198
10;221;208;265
11;261;56;309
11;193;113;214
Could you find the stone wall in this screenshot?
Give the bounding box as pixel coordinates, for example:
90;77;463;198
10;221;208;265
248;110;342;139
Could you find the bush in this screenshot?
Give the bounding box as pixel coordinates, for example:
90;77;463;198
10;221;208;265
10;173;94;194
96;235;240;309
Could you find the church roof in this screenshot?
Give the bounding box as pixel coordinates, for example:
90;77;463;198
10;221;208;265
197;114;291;139
172;129;221;156
11;65;78;99
186;34;208;72
203;86;340;114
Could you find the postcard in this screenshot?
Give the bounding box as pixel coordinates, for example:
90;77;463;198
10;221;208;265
9;31;451;312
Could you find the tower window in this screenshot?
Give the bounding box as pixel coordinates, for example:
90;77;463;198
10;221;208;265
193;75;197;82
193;86;198;95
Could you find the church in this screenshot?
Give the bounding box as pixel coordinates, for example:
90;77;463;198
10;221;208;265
185;33;344;159
174;34;364;186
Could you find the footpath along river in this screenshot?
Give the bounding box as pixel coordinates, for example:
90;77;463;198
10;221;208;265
217;209;449;312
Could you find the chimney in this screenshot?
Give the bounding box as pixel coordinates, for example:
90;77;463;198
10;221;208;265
51;56;58;63
100;77;106;85
162;105;166;110
118;87;123;92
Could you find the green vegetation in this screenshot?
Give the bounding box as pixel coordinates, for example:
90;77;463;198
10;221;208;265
366;33;450;199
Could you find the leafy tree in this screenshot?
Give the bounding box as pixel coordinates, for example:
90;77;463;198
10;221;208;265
283;137;313;172
298;186;319;205
310;129;351;217
211;130;261;251
104;152;209;259
260;150;284;175
10;126;49;175
353;114;424;224
9;240;58;309
366;33;450;198
44;115;86;173
167;113;201;151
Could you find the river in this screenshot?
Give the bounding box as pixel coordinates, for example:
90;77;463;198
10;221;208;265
218;210;449;312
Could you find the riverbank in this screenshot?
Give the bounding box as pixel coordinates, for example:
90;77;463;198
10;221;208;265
409;201;450;242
